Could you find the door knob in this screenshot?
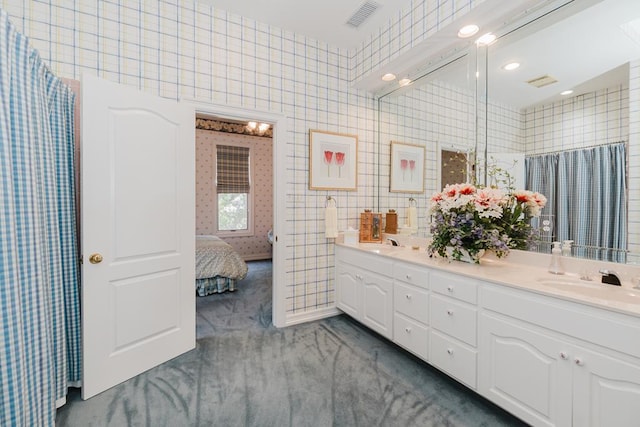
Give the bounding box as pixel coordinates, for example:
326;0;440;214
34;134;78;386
89;253;103;264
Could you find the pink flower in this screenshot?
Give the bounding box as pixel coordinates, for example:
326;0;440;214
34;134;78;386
409;160;415;170
324;150;334;164
335;152;345;166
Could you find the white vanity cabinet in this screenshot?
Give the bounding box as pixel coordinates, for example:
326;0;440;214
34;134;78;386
479;283;640;427
429;271;479;389
335;246;394;339
392;262;430;360
334;244;640;426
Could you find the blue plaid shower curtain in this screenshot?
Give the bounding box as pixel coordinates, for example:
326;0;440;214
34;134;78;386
0;8;81;426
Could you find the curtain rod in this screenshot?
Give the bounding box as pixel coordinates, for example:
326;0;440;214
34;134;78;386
525;140;626;158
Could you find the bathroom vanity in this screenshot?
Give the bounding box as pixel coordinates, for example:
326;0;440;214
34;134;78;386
335;243;640;427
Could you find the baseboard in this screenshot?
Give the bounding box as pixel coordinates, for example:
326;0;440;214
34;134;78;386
284;306;342;327
243;253;272;261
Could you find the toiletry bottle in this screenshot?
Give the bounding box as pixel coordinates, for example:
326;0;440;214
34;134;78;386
561;240;572;257
548;241;565;275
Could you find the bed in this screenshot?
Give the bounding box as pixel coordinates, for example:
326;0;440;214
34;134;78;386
196;235;248;296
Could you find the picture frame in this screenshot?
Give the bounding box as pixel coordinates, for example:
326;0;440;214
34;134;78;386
309;130;358;191
390;141;425;193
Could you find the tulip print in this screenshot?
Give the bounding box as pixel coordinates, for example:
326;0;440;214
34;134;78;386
335;152;345;177
409;159;416;181
400;159;408;181
324;150;333;177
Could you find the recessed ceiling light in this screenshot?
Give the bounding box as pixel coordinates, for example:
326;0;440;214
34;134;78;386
458;24;479;38
502;62;520;71
561;90;574;96
398;78;412;87
382;73;396;81
476;33;496;46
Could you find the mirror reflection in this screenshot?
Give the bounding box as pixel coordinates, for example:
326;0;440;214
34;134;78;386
376;0;640;263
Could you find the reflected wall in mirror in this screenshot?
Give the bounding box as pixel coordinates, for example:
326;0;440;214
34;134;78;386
376;0;640;263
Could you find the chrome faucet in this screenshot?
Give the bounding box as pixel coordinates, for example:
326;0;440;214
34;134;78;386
387;237;400;246
599;269;622;286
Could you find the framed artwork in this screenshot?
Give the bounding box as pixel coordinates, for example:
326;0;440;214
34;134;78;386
390;141;425;193
309;130;357;190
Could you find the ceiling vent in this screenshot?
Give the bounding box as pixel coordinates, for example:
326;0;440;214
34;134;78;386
346;1;380;28
526;75;558;88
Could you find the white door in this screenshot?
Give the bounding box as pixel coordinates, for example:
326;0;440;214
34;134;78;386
81;75;195;399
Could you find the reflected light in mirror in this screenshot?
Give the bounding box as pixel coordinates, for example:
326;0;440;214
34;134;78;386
476;33;496;45
398;78;412;87
382;73;396;81
560;89;573;95
458;24;479;38
502;62;520;71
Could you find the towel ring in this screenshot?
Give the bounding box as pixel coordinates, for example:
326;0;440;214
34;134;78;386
326;196;337;207
408;197;417;207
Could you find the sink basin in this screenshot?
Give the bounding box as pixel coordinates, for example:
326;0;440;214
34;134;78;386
356;243;397;254
537;277;604;289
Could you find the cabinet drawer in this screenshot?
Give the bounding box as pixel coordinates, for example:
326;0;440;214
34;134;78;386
393;262;429;289
430;330;477;389
431;271;477;304
394;282;429;324
431;294;477;346
336;246;393;277
394;313;429;360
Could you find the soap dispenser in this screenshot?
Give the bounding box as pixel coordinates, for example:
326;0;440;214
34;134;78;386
548;241;565;275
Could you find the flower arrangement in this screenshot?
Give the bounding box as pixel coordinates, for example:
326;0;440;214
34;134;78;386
428;182;547;263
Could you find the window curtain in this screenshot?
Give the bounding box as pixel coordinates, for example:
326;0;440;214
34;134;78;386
216;144;250;193
525;142;627;262
0;8;80;426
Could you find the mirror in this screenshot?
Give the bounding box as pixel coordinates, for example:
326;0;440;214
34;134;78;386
376;0;640;263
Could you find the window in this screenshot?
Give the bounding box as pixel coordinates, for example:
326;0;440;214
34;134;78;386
215;143;253;236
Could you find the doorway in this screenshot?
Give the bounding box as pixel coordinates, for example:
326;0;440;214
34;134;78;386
189;101;287;328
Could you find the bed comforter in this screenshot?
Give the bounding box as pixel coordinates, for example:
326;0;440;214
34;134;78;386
196;235;248;296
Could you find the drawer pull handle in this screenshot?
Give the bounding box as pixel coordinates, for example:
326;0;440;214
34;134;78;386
560;352;568;360
574;357;584;366
447;309;454;316
405;294;412;300
405;327;411;333
447;348;454;355
406;274;412;280
447;286;454;292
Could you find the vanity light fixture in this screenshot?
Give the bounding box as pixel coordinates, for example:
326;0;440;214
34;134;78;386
560;90;574;96
398;78;412;87
476;32;496;46
502;62;520;71
458;24;479;38
382;73;396;81
247;121;258;129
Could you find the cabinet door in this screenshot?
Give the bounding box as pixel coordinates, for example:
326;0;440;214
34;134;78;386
479;313;572;427
335;262;361;318
572;348;640;426
361;271;393;339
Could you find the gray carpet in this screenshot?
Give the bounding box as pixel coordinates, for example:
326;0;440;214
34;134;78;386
56;260;525;426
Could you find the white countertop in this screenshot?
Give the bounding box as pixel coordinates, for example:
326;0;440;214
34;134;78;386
337;241;640;317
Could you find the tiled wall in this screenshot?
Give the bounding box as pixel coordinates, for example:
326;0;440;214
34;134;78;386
523;85;628;155
350;0;480;84
3;0;474;316
195;130;273;261
629;61;640;262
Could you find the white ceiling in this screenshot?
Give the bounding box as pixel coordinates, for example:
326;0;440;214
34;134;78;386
195;0;412;49
482;0;640;108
